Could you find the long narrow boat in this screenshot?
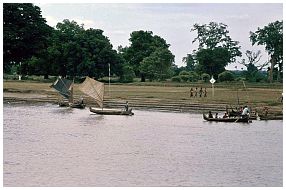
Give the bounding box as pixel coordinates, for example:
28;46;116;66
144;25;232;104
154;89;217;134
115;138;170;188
89;107;134;115
259;115;283;120
79;76;134;116
203;114;250;123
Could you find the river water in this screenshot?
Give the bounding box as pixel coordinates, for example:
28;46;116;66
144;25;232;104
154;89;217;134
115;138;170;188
3;103;282;187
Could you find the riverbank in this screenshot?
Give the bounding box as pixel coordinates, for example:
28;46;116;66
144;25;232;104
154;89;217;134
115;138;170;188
3;80;283;115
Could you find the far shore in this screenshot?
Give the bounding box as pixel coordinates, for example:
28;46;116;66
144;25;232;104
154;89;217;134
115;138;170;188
3;80;283;115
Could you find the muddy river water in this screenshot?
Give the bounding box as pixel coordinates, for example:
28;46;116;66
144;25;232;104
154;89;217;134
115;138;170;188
3;103;282;186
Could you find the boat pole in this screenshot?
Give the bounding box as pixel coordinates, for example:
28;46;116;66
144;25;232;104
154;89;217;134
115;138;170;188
108;63;110;96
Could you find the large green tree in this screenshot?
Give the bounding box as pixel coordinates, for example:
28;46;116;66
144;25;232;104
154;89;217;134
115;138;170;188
190;22;242;77
182;54;195;71
250;20;283;83
122;30;171;81
3;3;52;73
47;19;124;78
139;47;174;81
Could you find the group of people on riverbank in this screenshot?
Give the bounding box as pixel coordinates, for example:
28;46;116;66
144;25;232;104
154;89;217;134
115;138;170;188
190;87;207;98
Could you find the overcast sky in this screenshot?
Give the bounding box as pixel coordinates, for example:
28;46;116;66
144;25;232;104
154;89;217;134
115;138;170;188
37;3;283;70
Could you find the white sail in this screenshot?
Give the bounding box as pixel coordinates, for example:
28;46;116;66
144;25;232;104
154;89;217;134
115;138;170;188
79;76;105;108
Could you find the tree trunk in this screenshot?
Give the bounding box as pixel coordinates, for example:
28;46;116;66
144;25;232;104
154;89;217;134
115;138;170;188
141;74;145;82
44;74;49;79
269;55;276;83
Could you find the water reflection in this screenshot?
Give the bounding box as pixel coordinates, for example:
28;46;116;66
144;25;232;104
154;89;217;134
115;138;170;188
3;103;283;187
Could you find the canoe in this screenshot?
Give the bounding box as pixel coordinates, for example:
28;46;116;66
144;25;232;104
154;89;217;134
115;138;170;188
89;107;134;116
203;114;250;123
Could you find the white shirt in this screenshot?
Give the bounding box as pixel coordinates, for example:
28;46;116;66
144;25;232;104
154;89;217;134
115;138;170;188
242;107;249;115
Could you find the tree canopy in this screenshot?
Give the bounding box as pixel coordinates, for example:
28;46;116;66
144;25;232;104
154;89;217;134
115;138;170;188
122;30;173;81
139;47;174;81
3;3;52;72
190;22;242;78
250;20;283;82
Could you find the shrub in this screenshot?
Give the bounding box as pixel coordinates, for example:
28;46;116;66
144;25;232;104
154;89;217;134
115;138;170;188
171;76;181;82
179;70;190;76
235;77;246;81
180;75;189;82
201;73;210;82
189;71;199;82
218;71;235;82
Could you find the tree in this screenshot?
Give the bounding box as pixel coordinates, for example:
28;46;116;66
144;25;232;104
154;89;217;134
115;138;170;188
238;50;267;82
218;71;235;82
182;54;195;71
250;20;283;82
119;64;135;83
47;19;84;77
47;20;124;78
195;47;231;78
190;22;242;77
3;3;52;73
139;47;174;81
123;30;172;81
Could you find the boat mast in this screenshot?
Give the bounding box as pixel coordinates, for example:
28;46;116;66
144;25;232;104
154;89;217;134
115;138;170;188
108;63;110;96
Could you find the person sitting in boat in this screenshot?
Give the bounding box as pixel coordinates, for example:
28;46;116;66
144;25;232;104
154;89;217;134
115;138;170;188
208;111;213;118
125;101;129;111
215;113;218;118
241;105;250;118
239;106;243;114
79;96;84;104
223;112;228;118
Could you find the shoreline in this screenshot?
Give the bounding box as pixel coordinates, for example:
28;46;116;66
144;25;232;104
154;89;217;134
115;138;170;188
3;80;283;115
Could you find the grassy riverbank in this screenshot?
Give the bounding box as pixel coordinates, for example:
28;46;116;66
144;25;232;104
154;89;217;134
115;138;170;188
3;80;283;115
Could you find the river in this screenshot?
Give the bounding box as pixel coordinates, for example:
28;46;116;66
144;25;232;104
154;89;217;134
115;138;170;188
3;103;283;186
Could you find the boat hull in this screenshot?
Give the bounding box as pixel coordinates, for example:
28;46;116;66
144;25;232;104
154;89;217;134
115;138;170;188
203;114;249;123
69;103;86;109
89;107;134;116
259;115;283;120
58;101;85;109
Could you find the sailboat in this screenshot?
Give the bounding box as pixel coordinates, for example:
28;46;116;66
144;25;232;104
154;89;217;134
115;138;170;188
79;76;134;115
50;77;86;109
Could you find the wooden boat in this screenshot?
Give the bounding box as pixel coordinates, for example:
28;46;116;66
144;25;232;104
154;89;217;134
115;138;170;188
51;77;85;109
69;102;86;109
58;101;69;107
79;76;134;116
258;115;283;120
203;114;250;123
58;101;85;109
89;107;134;115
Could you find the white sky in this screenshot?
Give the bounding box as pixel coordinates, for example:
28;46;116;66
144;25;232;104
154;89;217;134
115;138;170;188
36;3;283;70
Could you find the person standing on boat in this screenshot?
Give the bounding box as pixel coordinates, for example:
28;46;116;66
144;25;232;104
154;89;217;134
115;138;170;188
241;106;250;118
125;101;129;111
